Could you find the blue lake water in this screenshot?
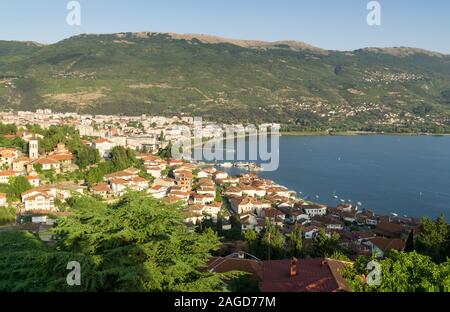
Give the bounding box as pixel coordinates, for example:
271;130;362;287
204;135;450;219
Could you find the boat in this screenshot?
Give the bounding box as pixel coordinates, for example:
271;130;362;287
248;162;262;171
391;213;399;217
357;201;363;206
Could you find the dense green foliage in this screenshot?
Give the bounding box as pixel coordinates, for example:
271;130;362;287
289;225;303;258
5;176;32;201
0;206;16;225
84;146;142;186
308;229;348;258
2;33;450;132
416;215;450;263
344;251;450;292
0;231;96;291
244;219;286;260
0;192;229;292
0;124;27;154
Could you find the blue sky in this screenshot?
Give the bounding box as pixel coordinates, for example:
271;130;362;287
0;0;449;53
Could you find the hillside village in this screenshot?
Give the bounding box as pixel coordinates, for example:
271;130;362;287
0;109;423;267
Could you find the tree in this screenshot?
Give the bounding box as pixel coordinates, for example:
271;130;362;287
404;230;415;252
0;206;16;225
7;176;32;201
74;147;101;169
33;163;43;173
54;192;228;291
260;219;286;260
308;229;345;258
416;215;449;263
0;193;230;292
110;146;139;171
85;161;115;186
290;225;303;258
0;231;96;292
223;214;243;241
245;229;259;257
343;251;450;292
157;142;173;160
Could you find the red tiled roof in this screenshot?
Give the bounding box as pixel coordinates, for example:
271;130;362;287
48;153;73;161
91;183;110;192
208;257;263;280
33;158;59;165
369;237;406;252
0;170;17;177
259;258;351;292
94;137;113;144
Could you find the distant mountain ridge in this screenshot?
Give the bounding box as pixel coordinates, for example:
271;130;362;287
1;31;450;132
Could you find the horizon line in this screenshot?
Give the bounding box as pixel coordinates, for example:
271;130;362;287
1;30;449;56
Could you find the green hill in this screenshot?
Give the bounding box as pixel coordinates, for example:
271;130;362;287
1;31;450;132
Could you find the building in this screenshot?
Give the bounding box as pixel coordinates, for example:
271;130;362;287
12;156;31;173
259;258;351;292
0;170;20;184
90;183;111;199
302;204;327;217
29;138;39;160
93;138;115;158
0;193;7;207
365;237;406;258
0;148;19;168
147;185;168;199
26;176;41;187
30;157;61;173
21;188;56;212
48;143;74;166
229;196;271;215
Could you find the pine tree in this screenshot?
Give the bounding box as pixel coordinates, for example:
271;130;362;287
404;230;415;252
290;225;303;258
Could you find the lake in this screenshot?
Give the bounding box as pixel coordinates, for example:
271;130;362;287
205;135;450;219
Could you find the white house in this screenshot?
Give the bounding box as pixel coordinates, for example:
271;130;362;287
93;138;115;158
110;178;128;196
147;185;168;199
213;171;228;180
146;166;163;179
203;202;222;221
0;148;19;168
128;177;150;191
240;213;259;232
0;193;7;207
193;194;215;205
303;225;321;239
197;186;216;196
21;188;56;212
31;158;61;172
26;176;41;188
229;197;271;215
302;204;327;217
23;193;55;212
241;186;266;198
0;170;19;184
197;170;210;178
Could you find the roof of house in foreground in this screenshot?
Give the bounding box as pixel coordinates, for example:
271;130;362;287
259;258;351;292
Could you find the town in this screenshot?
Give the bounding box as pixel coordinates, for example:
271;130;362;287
0;109;443;292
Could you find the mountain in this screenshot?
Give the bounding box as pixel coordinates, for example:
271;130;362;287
1;31;450;132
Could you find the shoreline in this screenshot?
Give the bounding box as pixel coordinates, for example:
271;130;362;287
281;131;450;137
